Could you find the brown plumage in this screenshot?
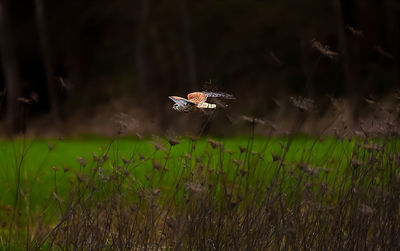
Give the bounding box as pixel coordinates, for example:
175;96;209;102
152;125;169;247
187;92;207;104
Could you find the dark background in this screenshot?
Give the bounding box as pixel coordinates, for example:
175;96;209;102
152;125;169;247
0;0;398;136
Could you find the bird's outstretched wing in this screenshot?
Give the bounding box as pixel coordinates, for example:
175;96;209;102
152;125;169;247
169;96;196;106
187;92;207;104
202;91;235;99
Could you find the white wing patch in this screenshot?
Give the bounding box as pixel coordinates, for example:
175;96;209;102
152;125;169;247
197;102;216;109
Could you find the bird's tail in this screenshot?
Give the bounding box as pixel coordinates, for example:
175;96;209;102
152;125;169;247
202;91;235;99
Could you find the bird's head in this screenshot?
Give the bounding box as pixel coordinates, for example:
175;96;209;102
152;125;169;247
172;104;180;111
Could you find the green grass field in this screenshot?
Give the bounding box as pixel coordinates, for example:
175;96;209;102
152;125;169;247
0;135;399;250
0;136;352;209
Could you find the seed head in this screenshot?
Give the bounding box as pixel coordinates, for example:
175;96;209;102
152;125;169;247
92;152;100;162
121;156;130;165
345;25;364;38
50;166;59;171
232;159;242;167
17;97;32;104
207;139;221;149
311;38;338;60
350;159;363;169
76;172;87;183
138;153;146;161
290;96;316;112
76;157;88;167
153;161;162;171
152;189;160;197
359;203;375;215
242;115;266;125
167;138;181;146
271;153;281;162
238;146;247;154
185;182;204;193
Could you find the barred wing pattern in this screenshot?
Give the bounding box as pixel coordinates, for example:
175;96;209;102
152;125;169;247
168;96;196;106
202;91;236;100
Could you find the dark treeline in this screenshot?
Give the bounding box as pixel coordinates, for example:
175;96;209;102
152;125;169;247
0;0;398;134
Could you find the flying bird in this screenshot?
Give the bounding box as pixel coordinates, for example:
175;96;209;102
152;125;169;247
169;91;235;112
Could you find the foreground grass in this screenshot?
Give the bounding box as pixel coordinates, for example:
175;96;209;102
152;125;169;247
0;135;399;250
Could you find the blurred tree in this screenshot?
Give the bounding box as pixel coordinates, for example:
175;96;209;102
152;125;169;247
35;0;60;123
0;0;25;133
334;0;359;124
135;0;150;96
0;0;398;134
181;0;198;90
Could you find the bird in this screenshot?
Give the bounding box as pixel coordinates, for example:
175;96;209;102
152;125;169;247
169;91;235;112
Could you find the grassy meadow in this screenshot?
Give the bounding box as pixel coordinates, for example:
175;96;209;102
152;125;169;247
0;134;399;250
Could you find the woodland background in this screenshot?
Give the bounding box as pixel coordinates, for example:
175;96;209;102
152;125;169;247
0;0;398;136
